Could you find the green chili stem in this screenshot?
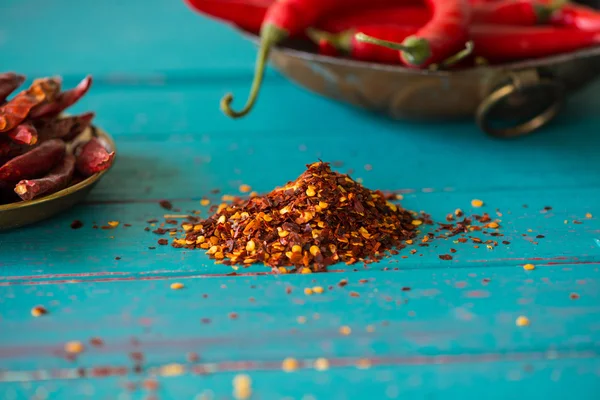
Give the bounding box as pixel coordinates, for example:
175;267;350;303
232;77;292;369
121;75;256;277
440;41;474;69
221;24;288;119
535;0;568;23
355;33;431;66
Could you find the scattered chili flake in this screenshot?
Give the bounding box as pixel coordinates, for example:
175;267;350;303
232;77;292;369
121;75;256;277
570;293;580;300
170;282;184;290
285;286;292;294
536;235;545;239
90;337;104;347
339;326;352;336
143;379;159;391
201;318;211;324
172;162;418;272
516;316;530;327
233;374;252;400
229;312;238;319
281;358;299;372
366;325;376;333
349;291;360;297
239;184;252;193
486;222;499;229
70;220;83;229
304;288;313;295
471;199;484;208
159;200;173;210
31;305;47;317
585;213;593;219
64;341;84;354
523;264;535;271
338;279;348;287
158;239;169;245
364;164;373;171
450;248;457;253
297;316;307;324
115;256;121;260
148;246;156;250
356;358;371;369
314;357;329;371
439;254;453;261
200;199;210;206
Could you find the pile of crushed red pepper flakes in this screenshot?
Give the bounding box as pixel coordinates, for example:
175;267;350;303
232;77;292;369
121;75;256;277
172;161;427;273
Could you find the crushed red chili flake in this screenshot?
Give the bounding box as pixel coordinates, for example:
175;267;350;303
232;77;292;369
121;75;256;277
70;220;83;229
159;200;173;210
172;162;420;272
158;239;169;245
349;291;360;297
439;254;453;260
338;279;349;287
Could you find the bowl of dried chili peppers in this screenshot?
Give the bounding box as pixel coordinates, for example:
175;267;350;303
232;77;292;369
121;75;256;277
0;73;116;230
187;0;600;138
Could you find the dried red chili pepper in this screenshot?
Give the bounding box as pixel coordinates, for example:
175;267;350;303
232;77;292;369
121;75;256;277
6;123;38;146
36;112;95;142
221;0;402;118
549;2;600;32
471;24;600;62
75;137;115;177
184;0;272;34
0;77;61;132
30;76;92;119
0;73;26;104
472;0;566;26
14;154;75;201
355;0;471;67
173;162;421;272
0;139;65;181
307;26;419;63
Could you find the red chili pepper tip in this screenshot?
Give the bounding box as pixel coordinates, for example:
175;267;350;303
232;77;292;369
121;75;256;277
355;33;432;66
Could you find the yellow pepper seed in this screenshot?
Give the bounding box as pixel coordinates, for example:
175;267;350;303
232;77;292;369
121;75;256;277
65;341;84;354
292;245;302;253
200;199;210;206
304;288;313;295
523;263;535;271
301;267;312;274
246;240;256;252
310;246;320;256
411;220;422;226
312;286;324;294
516;316;530;327
471;199;484;207
339;326;352;336
314;358;329;371
31;306;47;317
239;184;252;193
282;358;299;372
107;221;119;228
318;201;328;209
278;230;289;238
306;186;316;197
170;282;184;290
487;222;499;229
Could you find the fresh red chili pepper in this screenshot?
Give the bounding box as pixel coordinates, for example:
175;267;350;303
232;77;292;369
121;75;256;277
220;0;404;118
14;154;75;201
549;2;600;31
0;73;26;104
472;0;566;26
0;78;61;132
7;123;38;146
356;0;471;68
36;112;95;142
75;137;115;177
184;0;273;34
318;5;430;33
0;139;65;181
308;26;419;63
471;24;600;62
30;76;92;119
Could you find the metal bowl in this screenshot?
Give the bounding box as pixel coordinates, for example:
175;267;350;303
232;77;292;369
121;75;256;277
0;126;116;230
241;31;600;138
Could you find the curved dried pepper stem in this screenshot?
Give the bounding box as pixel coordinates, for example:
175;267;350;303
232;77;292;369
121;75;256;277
355;33;431;65
0;73;26;103
0;77;61;132
220;24;288;118
7;123;38;145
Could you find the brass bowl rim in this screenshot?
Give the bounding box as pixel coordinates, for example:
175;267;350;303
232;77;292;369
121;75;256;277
0;126;116;213
239;29;600;76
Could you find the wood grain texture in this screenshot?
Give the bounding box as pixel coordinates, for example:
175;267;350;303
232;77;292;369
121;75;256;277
1;0;600;398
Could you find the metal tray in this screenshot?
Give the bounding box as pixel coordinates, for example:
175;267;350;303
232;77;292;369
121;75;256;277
241;30;600;138
0;126;116;231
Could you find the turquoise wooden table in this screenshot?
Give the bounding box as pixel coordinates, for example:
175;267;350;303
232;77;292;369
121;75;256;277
2;0;600;399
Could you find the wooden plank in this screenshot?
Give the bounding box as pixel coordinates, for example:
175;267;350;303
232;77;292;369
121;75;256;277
1;357;600;399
